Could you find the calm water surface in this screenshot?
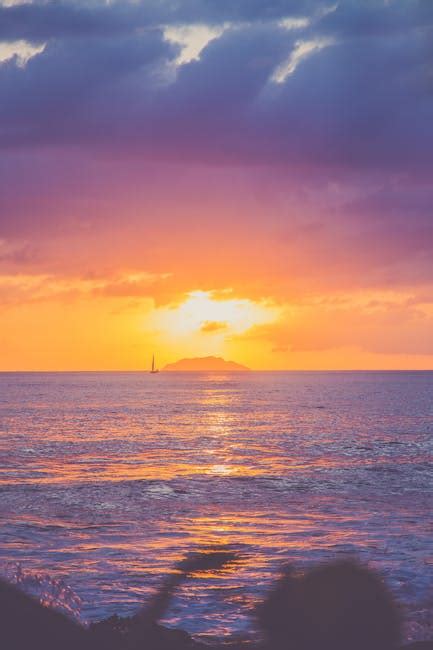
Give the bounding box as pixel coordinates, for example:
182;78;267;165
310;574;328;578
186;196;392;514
0;371;432;641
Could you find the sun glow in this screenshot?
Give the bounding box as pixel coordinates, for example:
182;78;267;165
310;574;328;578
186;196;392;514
144;290;279;363
150;290;278;336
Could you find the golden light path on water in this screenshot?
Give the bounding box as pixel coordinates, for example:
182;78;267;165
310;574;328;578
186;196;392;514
0;371;432;642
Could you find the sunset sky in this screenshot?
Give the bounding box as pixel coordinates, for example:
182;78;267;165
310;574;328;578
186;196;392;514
1;0;433;370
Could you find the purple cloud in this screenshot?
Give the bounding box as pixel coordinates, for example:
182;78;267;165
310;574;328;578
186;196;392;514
0;0;432;300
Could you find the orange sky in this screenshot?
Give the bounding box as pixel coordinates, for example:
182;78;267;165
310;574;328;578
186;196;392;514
2;269;433;370
1;159;433;371
1;0;433;370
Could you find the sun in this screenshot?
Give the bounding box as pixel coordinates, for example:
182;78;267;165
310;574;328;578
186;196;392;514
142;290;281;366
149;290;278;338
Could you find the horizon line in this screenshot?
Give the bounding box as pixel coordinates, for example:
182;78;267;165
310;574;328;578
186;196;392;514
1;369;433;373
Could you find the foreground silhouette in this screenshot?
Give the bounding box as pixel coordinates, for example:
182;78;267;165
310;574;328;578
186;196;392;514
258;560;400;650
1;553;432;650
1;549;235;650
1;577;92;650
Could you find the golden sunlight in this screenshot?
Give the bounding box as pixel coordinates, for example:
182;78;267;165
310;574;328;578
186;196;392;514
146;290;280;362
149;290;279;336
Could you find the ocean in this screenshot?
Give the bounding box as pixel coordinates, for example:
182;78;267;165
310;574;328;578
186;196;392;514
0;371;432;641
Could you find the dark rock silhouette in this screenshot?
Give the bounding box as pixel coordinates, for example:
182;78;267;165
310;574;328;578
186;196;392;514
0;577;93;650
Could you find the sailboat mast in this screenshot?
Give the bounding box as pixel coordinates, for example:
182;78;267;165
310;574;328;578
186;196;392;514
152;354;155;372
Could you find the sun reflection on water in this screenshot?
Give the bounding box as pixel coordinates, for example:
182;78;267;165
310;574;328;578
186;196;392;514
1;371;432;641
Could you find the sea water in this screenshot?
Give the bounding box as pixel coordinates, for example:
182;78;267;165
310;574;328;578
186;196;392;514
0;371;432;641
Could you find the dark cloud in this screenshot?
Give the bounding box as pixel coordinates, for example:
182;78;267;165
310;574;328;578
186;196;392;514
0;0;432;298
0;3;134;42
0;30;174;147
0;1;432;173
0;0;319;42
316;0;431;39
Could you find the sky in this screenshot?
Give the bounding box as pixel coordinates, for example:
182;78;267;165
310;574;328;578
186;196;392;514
0;0;433;370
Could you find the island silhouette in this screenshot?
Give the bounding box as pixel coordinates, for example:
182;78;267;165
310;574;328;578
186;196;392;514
163;356;250;371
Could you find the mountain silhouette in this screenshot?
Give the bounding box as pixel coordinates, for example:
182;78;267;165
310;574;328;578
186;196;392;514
163;356;250;371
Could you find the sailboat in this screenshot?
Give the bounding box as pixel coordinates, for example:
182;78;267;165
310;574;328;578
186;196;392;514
150;354;159;374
